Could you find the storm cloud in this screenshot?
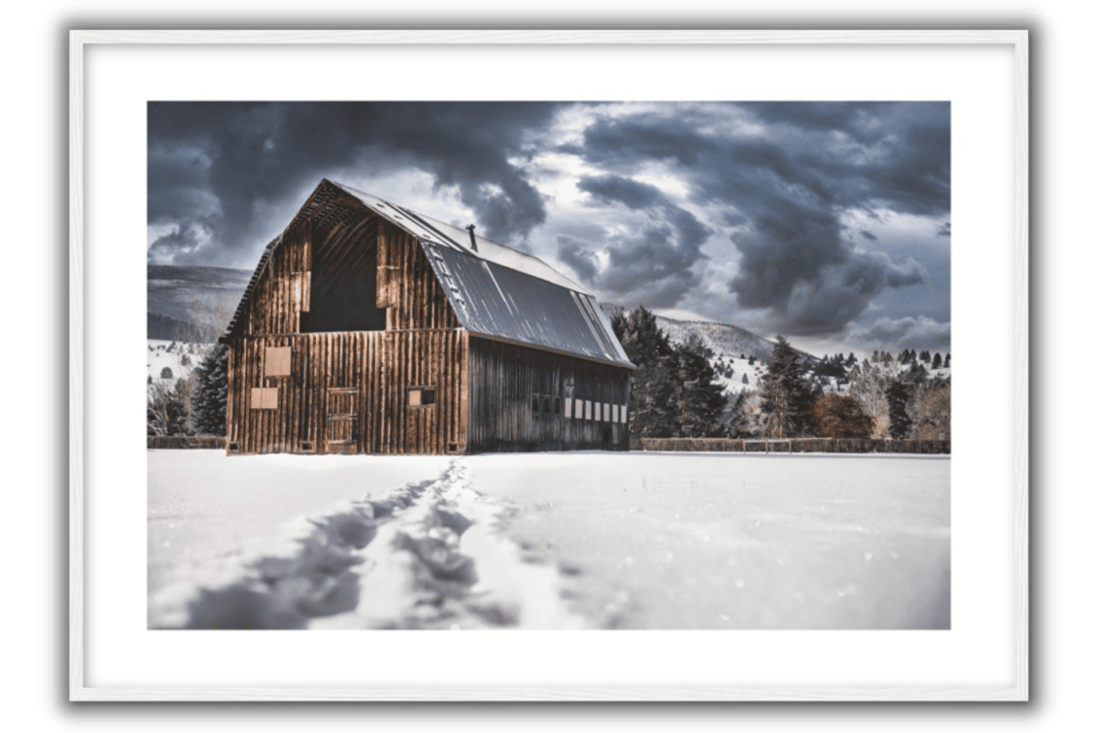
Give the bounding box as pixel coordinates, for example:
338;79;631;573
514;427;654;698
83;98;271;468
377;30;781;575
569;102;948;336
147;102;563;266
552;174;711;307
846;315;951;353
148;101;950;352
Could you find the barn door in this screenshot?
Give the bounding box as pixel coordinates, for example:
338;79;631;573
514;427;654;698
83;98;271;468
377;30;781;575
325;387;359;453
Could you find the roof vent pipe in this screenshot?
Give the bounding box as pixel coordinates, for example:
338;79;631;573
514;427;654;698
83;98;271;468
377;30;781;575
465;224;478;252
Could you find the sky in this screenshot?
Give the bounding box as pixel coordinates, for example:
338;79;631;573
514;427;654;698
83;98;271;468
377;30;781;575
147;101;950;356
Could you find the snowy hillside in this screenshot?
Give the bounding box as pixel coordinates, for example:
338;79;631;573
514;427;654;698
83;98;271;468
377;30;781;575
655;315;777;362
147;340;208;386
148;264;250;340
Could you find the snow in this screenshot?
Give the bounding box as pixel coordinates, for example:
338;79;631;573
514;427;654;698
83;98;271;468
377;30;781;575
149;450;949;630
147;339;206;385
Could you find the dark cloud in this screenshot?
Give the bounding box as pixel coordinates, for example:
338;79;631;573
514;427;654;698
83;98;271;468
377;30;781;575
577;172;667;210
570;102;948;335
147;223;210;266
860;230;878;242
556;234;599;282
846;315;951;352
557;175;710;307
147;102;564;265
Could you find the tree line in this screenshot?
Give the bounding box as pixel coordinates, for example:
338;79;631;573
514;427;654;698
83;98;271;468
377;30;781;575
612;306;950;442
149;302;949;444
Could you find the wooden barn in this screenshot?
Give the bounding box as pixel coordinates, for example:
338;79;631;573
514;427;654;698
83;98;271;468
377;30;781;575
219;179;635;455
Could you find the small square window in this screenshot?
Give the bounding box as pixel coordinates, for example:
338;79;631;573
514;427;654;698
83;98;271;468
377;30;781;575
408;386;436;407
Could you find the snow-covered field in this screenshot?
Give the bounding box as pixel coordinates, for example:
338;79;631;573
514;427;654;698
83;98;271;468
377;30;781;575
149;450;949;630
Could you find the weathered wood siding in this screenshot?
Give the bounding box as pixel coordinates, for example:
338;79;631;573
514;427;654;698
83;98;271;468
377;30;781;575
466;336;630;453
238;187;463;338
226;330;468;455
241;218;312;336
377;220;460;331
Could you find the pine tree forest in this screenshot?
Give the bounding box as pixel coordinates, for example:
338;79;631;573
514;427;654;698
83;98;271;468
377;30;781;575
608;307;949;443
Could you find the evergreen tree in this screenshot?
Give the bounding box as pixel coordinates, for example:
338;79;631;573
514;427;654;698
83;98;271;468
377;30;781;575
759;335;814;438
191;342;229;435
932;352;943;369
610;307;678;437
671;334;728;437
160;366;174;379
886;379;913;439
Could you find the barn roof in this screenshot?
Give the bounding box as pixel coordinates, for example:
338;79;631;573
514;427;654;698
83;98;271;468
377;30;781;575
223;180;634;369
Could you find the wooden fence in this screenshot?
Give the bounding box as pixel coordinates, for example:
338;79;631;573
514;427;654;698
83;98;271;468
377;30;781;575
147;435;225;450
636;437;950;454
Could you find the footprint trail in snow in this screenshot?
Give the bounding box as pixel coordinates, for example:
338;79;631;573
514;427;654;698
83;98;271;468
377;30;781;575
149;459;590;630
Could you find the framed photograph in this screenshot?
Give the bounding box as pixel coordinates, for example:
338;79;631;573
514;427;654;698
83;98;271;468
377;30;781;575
47;14;1051;721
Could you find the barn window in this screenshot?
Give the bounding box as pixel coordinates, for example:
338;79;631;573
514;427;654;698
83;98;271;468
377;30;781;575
564;397;573;419
585;400;592;420
554;396;562;415
408;386;437;407
612;404;619;423
251;387;278;410
532;393;541;413
621;404;629;424
264;347;292;377
603;403;610;422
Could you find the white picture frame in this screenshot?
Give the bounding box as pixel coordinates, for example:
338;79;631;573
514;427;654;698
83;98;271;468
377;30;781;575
68;29;1029;704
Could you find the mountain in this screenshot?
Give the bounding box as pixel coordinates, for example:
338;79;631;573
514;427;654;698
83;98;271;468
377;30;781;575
148;265;251;340
653;315;780;363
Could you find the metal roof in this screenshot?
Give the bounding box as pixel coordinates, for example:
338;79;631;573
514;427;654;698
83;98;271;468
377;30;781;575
421;241;633;368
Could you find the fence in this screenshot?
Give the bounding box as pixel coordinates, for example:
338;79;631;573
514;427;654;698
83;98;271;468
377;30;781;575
147;435;225;450
636;437;950;454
